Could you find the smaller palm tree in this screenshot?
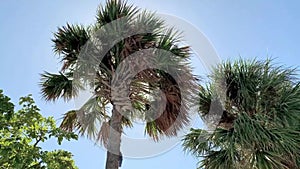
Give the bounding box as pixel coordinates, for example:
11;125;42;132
183;59;300;169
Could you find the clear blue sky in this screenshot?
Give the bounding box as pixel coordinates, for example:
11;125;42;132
1;0;300;169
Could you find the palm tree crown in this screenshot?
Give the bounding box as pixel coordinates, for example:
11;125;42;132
40;0;197;168
183;59;300;169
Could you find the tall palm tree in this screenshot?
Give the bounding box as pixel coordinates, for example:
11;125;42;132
40;0;197;169
183;59;300;169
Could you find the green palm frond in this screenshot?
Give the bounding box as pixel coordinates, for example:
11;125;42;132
60;110;80;132
250;150;287;169
52;24;90;71
135;10;164;35
182;128;211;156
200;149;238;169
60;98;112;147
198;85;213;115
145;121;163;141
156;28;186;55
76;96;108;140
121;116;133;128
96;0;139;27
40;71;76;101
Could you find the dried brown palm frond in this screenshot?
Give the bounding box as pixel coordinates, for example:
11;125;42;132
97;121;110;147
96;117;133;146
140;66;198;140
150;84;190;138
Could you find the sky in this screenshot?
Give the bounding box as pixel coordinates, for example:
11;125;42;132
1;0;300;169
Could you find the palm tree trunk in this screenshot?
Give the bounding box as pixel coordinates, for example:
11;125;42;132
105;105;122;169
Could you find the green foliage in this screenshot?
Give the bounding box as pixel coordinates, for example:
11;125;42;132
40;72;75;101
0;90;78;169
183;59;300;169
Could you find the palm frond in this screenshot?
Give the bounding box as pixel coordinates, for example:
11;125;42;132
40;71;76;101
97;121;110;147
52;24;90;71
76;96;108;140
182;128;211;156
96;0;139;27
60;110;81;132
200;149;238;169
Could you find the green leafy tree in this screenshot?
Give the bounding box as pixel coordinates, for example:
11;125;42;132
183;59;300;169
0;89;78;169
40;0;197;169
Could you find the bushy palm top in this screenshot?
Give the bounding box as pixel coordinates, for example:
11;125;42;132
40;0;197;145
183;59;300;169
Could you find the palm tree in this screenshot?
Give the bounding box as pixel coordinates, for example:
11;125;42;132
182;59;300;169
40;0;197;169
